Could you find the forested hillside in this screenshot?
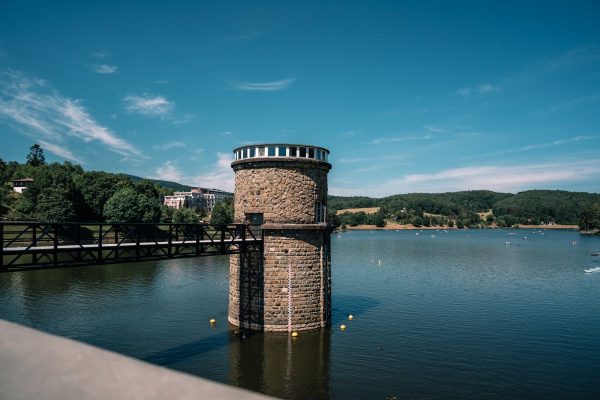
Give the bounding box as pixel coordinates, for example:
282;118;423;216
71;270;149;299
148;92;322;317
330;190;600;229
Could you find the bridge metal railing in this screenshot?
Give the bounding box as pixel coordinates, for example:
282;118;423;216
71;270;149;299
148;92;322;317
1;222;262;272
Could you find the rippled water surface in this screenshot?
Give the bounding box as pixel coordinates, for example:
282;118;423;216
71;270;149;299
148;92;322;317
2;229;600;399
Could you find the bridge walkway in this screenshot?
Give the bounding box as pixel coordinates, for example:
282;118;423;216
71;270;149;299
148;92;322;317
1;222;263;272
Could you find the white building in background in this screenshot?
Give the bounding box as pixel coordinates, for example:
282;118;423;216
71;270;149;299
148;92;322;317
163;187;232;213
12;178;33;193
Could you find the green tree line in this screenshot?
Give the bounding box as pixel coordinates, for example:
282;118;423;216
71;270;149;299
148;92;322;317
330;189;600;230
0;144;233;224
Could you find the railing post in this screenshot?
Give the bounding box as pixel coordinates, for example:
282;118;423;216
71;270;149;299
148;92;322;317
32;224;37;265
136;225;140;261
53;224;58;268
168;224;173;258
0;223;4;270
98;225;104;264
195;224;200;256
220;226;226;254
76;224;82;262
114;225;119;259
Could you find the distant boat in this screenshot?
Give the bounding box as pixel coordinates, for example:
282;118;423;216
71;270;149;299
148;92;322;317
584;267;600;273
415;232;420;236
592;251;600;256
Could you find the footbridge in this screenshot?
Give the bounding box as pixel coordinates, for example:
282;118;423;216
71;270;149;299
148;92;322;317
0;221;262;272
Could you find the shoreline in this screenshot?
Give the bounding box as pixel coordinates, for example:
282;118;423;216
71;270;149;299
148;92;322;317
341;223;578;231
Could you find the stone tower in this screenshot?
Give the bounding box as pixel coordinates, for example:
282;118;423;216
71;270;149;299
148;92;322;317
229;144;332;332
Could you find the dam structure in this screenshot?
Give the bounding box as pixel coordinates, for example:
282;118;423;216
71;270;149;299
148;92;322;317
229;144;332;332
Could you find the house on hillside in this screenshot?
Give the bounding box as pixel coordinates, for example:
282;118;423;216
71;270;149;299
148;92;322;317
12;178;33;194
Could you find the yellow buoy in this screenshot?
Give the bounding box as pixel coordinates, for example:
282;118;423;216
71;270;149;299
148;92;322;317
291;331;299;337
209;318;216;325
348;314;354;320
340;324;346;331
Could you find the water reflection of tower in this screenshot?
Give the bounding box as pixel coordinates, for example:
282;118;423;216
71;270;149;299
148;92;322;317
229;144;332;332
229;329;331;400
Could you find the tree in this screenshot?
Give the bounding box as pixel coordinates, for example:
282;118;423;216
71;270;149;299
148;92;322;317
173;207;198;224
0;182;11;217
36;186;76;222
578;203;600;232
76;171;129;221
26;144;46;167
210;198;233;225
103;188;161;223
15;162;85;220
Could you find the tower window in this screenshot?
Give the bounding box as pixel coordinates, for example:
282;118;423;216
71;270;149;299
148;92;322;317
315;202;326;223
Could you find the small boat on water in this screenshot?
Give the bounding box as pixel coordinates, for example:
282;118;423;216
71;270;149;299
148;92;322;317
584;267;600;273
591;251;600;256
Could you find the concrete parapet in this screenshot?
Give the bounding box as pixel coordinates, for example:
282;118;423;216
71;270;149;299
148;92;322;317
0;319;276;400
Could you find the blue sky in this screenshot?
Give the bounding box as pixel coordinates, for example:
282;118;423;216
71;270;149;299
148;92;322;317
1;0;599;196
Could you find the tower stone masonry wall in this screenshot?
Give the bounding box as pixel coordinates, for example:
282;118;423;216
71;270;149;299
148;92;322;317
229;151;332;332
232;159;329;224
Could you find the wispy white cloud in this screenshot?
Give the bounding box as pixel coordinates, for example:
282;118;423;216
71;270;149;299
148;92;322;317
338;154;406;163
372;133;439;145
93;64;118;74
549;94;600;112
172;114;194;125
457;83;500;96
153;161;184;182
461;135;599;161
499;135;599;154
423;125;445;133
546;44;600;70
228;78;295;92
91;51;109;59
124;94;173;117
38;140;85;164
220;131;233;136
331;160;600;197
190;152;234;191
0;69;143;161
152;142;186;151
152;153;234;190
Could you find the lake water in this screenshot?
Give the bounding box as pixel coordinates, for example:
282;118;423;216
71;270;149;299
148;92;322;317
1;229;600;399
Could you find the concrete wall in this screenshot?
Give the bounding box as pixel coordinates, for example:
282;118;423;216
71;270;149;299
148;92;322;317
0;319;276;400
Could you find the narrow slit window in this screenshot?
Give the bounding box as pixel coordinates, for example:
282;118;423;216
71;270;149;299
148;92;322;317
299;147;307;158
308;148;315;158
315;202;326;223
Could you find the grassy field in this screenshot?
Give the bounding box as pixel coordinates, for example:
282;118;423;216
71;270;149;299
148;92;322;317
336;207;380;215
